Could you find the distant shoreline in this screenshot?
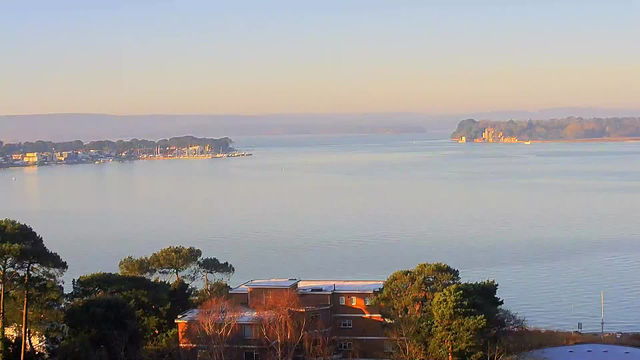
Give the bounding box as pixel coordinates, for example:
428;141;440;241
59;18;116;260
532;137;640;143
0;135;247;168
452;137;640;144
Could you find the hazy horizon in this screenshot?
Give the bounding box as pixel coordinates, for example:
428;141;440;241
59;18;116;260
3;107;640;142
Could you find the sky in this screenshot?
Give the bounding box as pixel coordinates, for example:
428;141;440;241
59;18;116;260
0;0;639;115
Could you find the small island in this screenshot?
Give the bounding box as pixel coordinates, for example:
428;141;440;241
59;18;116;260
0;135;251;168
451;116;640;143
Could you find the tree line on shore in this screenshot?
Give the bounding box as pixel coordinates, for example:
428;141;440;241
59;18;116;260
0;136;234;156
451;117;640;141
2;219;595;360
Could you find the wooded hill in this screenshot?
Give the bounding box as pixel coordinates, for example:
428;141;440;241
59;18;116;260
451;117;640;141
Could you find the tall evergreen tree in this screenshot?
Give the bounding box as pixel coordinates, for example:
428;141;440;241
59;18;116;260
13;225;66;360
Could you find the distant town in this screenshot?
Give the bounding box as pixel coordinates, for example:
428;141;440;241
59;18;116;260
0;135;251;168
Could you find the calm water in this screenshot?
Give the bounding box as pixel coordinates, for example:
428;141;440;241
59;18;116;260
2;133;640;332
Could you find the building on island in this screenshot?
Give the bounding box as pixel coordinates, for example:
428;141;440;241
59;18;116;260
481;128;518;143
482;128;496;142
176;278;386;360
187;145;204;156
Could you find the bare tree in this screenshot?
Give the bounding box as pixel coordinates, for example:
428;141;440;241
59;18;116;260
486;309;528;360
256;291;309;360
303;314;333;360
196;297;242;360
385;317;427;360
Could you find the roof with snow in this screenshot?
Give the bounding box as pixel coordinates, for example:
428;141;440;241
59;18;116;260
245;279;300;288
229;278;301;293
229;279;384;294
298;280;383;293
519;344;640;360
175;308;199;322
175;308;262;323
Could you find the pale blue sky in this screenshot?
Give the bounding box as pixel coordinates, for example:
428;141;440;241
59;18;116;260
1;0;638;115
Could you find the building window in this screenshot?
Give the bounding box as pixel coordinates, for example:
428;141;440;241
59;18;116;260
339;296;345;305
242;325;255;339
350;297;357;306
365;297;372;306
339;319;353;328
338;342;353;351
244;351;260;360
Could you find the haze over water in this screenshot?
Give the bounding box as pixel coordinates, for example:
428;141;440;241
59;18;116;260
2;133;640;332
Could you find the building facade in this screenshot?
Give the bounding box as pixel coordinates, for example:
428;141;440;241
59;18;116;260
176;279;388;360
23;152;44;164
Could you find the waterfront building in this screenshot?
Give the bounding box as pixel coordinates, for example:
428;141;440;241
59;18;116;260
188;145;204;156
176;278;387;360
23;152;44;164
59;151;79;162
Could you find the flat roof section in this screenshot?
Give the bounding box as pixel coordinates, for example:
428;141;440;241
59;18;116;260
245;279;300;288
229;279;384;294
230;278;300;293
520;344;640;360
175;308;260;324
298;280;383;293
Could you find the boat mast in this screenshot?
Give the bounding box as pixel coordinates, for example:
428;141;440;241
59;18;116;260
601;291;604;335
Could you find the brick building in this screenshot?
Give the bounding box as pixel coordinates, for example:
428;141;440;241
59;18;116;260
176;279;388;360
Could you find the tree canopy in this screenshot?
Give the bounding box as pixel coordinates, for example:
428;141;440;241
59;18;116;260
148;246;202;283
59;296;143;360
374;263;510;360
70;273;173;342
198;257;235;280
118;256;154;277
430;285;487;360
120;246;235;287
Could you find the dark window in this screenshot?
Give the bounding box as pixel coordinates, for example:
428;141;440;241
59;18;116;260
339;319;353;328
242;325;254;339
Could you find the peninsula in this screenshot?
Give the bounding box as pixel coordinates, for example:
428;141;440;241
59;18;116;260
0;135;251;168
451;116;640;143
